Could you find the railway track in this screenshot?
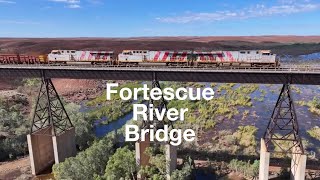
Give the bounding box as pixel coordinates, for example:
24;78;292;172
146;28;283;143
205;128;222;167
1;63;320;72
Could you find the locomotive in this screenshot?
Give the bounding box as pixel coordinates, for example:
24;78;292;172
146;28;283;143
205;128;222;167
47;50;114;64
118;50;192;65
0;49;279;67
117;49;279;67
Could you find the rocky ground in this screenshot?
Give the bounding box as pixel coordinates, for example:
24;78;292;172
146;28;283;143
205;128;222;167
0;157;31;180
52;79;105;103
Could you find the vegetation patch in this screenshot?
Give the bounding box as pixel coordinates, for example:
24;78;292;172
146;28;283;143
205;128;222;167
165;83;257;133
53;133;118;180
228;159;259;179
307;126;320;140
138;146;194;180
297;97;320;115
0;95;29;161
86;81;144;125
209;126;258;156
103;146;137;180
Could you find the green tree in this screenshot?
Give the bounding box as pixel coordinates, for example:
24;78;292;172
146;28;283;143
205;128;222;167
53;133;116;180
0;96;30;161
137;147;167;179
65;103;95;150
228;159;259;179
171;156;194;180
104;147;136;180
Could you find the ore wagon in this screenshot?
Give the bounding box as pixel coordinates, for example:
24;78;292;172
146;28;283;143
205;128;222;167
0;54;41;64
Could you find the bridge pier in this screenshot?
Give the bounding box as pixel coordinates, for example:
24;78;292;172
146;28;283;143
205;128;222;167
136;78;177;180
291;146;307;180
28;78;76;175
259;139;270;180
27;127;55;175
259;84;306;180
136;134;151;179
165;144;177;180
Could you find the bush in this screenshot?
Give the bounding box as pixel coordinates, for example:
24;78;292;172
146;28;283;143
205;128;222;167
52;133;117;180
137;146;168;179
228;159;259;179
0;96;30;161
211;126;258;156
307;126;320;140
309;97;320;115
171;156;194;180
104;147;136;180
65;103;95;150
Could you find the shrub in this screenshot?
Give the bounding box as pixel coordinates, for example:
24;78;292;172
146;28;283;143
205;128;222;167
52;133;117;180
104;147;137;180
171;156;194;180
307;126;320;140
228;159;259;179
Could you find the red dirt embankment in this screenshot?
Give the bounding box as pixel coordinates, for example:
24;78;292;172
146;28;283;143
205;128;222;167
52;79;104;103
0;78;103;103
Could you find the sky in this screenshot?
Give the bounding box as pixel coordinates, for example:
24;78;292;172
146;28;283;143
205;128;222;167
0;0;319;37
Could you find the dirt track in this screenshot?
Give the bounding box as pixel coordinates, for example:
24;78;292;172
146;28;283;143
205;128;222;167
0;157;30;180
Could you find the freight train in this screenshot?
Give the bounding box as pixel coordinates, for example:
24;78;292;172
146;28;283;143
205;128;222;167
0;49;280;67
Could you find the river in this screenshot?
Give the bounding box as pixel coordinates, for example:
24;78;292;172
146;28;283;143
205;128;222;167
81;83;320;179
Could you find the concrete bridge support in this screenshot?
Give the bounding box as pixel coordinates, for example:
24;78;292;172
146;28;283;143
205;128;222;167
259;84;306;180
27;127;55;175
52;127;77;163
259;139;270;180
136;77;177;180
28;78;76;175
136;135;151;166
291;147;307;180
165;144;177;180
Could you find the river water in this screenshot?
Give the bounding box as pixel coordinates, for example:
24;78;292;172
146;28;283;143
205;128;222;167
81;84;319;179
86;83;320;150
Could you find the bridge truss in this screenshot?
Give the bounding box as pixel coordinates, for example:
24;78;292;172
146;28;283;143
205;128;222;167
30;78;73;136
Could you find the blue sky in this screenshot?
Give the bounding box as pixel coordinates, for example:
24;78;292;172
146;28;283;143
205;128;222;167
0;0;319;37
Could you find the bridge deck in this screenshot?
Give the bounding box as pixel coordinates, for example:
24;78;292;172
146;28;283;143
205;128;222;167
0;65;319;85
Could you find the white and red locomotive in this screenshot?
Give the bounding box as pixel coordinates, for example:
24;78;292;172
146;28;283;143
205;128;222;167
193;50;278;67
117;49;279;67
47;50;114;64
118;50;192;66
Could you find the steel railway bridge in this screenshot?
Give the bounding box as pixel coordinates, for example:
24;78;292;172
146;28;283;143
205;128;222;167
0;64;319;180
0;64;319;84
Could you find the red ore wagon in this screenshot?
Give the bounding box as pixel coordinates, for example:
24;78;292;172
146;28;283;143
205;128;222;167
0;54;41;64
